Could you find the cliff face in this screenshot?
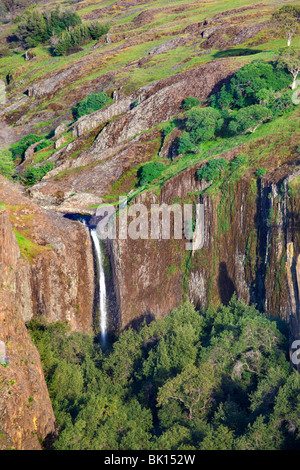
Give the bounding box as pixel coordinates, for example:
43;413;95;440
0;210;56;449
107;148;300;338
0;176;95;331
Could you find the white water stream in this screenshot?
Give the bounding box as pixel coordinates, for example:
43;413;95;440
90;228;108;343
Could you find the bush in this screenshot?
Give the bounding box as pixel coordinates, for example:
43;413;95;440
182;97;200;110
211;61;291;110
35;140;52;152
52;21;110;56
73;92;112;119
197;158;228;182
0;45;10;57
138;161;166;186
177;132;196;154
228;105;272;135
185;107;224;143
10;134;41;161
22;162;55;185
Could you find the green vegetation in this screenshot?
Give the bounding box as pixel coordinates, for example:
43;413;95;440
28;299;300;450
17;8;82;48
272;5;300;47
277;47;300;90
181;97;200;110
73;92;112;120
256;168;268;178
10;134;41;161
0;148;15;178
211;61;291;110
197;158;228;182
228;105;272;134
35;140;52;152
138;161;166;186
14;229;51;263
185;107;224;143
52;21;110;56
21;162;55;185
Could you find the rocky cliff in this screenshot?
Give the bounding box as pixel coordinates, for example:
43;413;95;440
0;176;95;331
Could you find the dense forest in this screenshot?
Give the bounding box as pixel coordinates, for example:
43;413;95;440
28;299;300;450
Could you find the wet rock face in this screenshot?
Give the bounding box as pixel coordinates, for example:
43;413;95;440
28;60;238;213
107;157;299;331
0;211;56;450
0;176;95;332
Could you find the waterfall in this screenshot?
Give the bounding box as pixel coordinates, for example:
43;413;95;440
90;228;108;343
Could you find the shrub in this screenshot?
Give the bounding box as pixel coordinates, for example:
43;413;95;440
138;161;166;186
17;7;82;48
182;97;200;110
211;61;291;110
52;21;110;56
22;162;55;185
177;132;196;154
0;45;10;57
10;134;41;161
197;158;228;182
228;105;272;134
73;92;112;119
256;168;268;178
35;140;52;152
185;107;224;143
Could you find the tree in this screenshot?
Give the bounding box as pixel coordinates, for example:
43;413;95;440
229;105;272;134
73;92;112;119
277;47;300;90
197;158;228;182
137;161;166;186
211;61;291;110
177;132;196;154
185;107;224;143
157;363;219;421
272;5;300;47
181;97;200;110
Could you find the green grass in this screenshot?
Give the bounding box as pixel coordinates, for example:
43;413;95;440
13;229;52;264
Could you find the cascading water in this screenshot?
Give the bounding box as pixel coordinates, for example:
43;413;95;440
90;228;108;343
65;214;108;343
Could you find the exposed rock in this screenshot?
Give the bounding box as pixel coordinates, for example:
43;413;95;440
0;176;95;331
0;96;29;117
27;66;78;99
55;134;68;149
149;36;190;56
0;120;16;147
0;210;56;449
24;140;44;161
54;122;68;138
